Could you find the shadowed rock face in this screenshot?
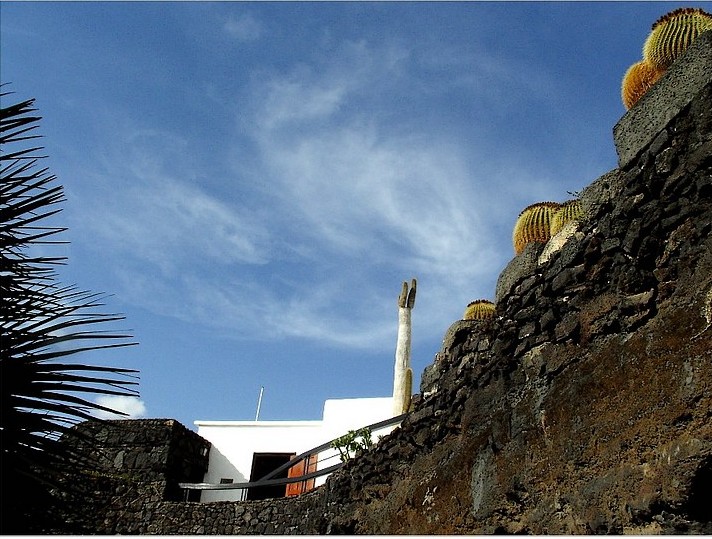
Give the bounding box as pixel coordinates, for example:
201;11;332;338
34;32;712;536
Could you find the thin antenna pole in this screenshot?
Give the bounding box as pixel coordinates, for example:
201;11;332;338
255;386;264;421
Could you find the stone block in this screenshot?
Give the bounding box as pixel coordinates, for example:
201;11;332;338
420;362;441;395
538;220;582;266
495;242;545;304
578;169;624;224
613;30;712;169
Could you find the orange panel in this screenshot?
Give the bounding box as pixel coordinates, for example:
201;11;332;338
286;454;317;496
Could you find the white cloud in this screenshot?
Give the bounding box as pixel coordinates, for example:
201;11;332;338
94;395;147;419
254;40;410;132
73;125;271;276
68;36;554;353
94;174;269;272
259;127;489;265
178;39;524;347
242;39;563;341
246;40;519;286
416;41;558;109
224;13;263;42
261;75;348;129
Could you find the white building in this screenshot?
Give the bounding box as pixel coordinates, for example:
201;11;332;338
195;396;395;502
192;279;418;502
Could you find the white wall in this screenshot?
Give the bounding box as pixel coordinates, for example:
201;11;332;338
316;397;395;486
196;420;323;502
321;396;394;438
195;396;395;502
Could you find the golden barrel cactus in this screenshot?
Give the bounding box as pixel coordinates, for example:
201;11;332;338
550;199;584;237
643;7;712;70
621;60;665;109
512;201;561;255
463;299;495;321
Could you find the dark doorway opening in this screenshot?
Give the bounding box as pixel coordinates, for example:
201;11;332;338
247;452;294;500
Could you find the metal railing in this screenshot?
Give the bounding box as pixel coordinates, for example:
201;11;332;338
179;413;407;500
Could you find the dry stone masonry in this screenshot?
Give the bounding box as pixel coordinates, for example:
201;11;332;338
39;31;712;534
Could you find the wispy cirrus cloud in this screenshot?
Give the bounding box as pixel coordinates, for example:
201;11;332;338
223;13;263;42
252;40;410;132
223;38;538;345
72;125;271;276
70;35;556;352
244;38;535;281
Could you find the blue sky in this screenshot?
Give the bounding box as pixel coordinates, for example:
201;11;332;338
1;1;692;428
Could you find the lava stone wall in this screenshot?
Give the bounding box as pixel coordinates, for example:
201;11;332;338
309;35;712;534
67;418;210;499
51;419;211;533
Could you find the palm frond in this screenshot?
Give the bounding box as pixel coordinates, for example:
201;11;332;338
1;90;141;533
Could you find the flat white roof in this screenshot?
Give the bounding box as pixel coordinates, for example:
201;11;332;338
194;420;323;428
195;396;392;428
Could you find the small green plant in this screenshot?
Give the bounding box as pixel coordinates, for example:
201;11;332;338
330;427;373;462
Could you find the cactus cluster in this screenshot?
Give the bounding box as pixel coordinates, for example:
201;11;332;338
512;202;561;255
512;198;584;255
549;199;583;237
455;8;711;341
622;7;712;109
643;7;712;69
463;299;495;321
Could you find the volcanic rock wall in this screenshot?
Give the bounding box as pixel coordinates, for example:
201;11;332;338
313;31;712;535
51;419;210;533
46;31;711;535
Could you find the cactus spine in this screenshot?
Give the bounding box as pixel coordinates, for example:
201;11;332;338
643;8;712;70
463;299;495;321
393;279;416;416
550;199;583;237
512;202;561;255
621;60;665;110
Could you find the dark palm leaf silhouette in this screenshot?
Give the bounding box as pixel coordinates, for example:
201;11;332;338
1;89;139;532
